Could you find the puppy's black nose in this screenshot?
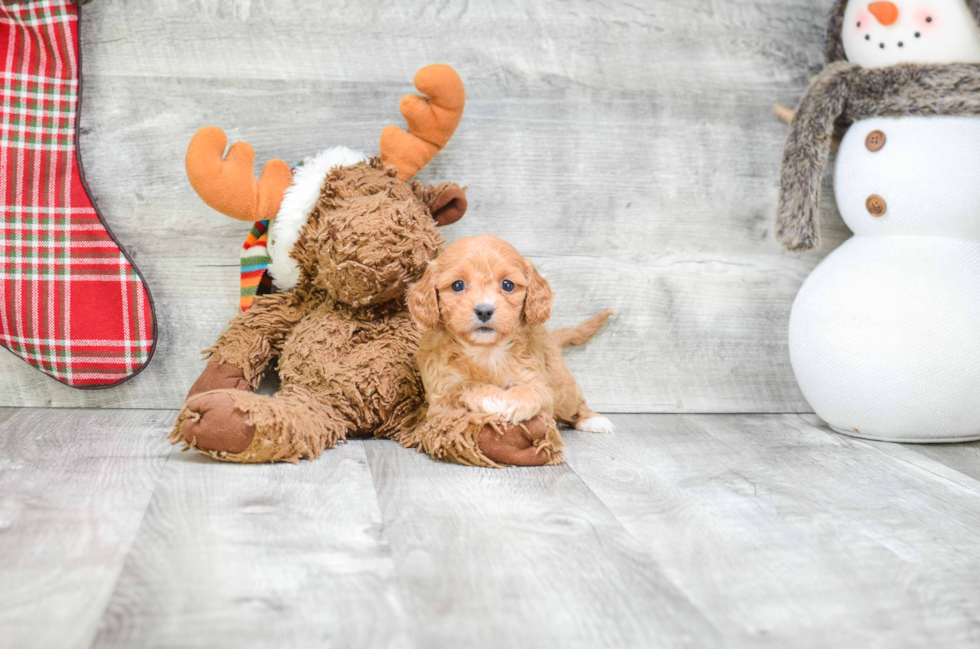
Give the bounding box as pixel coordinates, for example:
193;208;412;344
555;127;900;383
474;303;495;323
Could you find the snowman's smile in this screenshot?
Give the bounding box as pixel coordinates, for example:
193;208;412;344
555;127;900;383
842;0;980;68
854;3;933;55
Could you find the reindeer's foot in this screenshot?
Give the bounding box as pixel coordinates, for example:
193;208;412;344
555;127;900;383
186;362;251;400
402;409;563;468
169;389;347;464
478;414;564;467
171;390;255;459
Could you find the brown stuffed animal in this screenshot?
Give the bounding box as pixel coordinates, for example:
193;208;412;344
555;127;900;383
169;65;562;467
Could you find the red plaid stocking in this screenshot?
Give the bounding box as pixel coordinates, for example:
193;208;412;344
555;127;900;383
0;0;155;388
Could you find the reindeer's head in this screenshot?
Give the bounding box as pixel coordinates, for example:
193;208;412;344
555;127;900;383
185;65;467;309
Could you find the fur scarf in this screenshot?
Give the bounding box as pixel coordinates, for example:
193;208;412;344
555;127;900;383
776;61;980;251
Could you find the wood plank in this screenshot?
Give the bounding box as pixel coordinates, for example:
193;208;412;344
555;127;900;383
0;408;173;649
0;406;19;428
563;414;980;646
0;0;842;412
363;438;721;648
90;440;410;649
899;441;980;483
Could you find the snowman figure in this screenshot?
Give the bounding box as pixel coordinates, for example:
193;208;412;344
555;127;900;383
777;0;980;441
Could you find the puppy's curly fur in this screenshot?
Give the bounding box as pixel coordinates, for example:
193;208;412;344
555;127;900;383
407;234;614;467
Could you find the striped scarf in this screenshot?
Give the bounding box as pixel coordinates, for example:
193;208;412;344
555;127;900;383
239;219;274;311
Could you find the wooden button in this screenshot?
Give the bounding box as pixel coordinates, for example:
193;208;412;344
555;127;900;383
866;195;887;217
865;130;886;152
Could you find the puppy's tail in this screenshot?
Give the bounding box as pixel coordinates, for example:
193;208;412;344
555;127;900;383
551;309;614;348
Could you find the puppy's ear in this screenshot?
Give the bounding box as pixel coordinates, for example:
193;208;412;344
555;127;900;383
407;262;441;330
523;259;553;327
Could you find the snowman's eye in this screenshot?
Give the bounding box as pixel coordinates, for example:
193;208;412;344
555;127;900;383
926;16;932;22
857;21;862;27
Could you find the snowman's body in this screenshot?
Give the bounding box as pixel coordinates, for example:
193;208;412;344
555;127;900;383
790;117;980;441
786;0;980;441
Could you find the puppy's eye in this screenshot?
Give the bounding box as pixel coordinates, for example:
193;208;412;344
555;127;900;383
501;279;515;293
451;280;465;292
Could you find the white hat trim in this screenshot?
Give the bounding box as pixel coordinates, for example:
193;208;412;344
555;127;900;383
267;146;368;291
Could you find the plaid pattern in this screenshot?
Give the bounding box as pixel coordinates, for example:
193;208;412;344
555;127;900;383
0;0;154;387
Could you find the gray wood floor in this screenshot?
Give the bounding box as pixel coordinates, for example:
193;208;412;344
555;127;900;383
3;409;980;648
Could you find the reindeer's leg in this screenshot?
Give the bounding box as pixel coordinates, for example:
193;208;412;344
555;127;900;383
184;292;309;402
169;389;350;464
186;362;252;399
398;407;564;468
479;414;565;467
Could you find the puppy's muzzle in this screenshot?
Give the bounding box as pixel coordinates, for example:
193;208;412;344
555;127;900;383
474;303;495;323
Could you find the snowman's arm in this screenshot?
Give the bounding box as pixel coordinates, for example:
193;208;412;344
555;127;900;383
774;62;857;252
774;104;840;149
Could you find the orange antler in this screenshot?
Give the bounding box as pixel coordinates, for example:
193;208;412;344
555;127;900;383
185;126;293;222
380;65;465;181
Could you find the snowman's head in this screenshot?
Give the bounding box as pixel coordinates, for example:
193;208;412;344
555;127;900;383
828;0;980;66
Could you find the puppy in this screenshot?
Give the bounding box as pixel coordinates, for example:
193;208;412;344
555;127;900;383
407;234;614;462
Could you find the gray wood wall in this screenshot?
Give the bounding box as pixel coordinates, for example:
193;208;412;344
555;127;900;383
0;0;851;412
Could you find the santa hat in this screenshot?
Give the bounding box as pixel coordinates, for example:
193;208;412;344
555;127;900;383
264;147;369;292
775;2;980;252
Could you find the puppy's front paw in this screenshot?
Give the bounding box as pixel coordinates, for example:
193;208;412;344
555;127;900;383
480;396;539;424
480;396;512;418
575;415;615;433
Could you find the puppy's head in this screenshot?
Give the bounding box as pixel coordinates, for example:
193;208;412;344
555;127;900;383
408;234;553;345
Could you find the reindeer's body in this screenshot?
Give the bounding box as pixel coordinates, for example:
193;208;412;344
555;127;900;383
171;159;448;462
183;291;426;463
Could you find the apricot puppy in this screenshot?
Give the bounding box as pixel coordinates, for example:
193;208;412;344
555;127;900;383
407;234;614;467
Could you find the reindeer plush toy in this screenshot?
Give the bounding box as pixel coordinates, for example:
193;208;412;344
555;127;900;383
169;65;563;467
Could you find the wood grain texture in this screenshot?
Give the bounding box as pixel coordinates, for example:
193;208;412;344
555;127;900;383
91;439;409;648
0;0;848;412
0;408;172;649
363;438;721;648
562;414;980;647
3;410;980;647
899;441;980;483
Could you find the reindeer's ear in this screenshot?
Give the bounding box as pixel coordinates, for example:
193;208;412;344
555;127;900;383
523;259;553;327
430;185;467;226
413;182;467;226
407;262;441;330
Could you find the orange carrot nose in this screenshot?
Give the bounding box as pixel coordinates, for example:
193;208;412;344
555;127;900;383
868;1;899;26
